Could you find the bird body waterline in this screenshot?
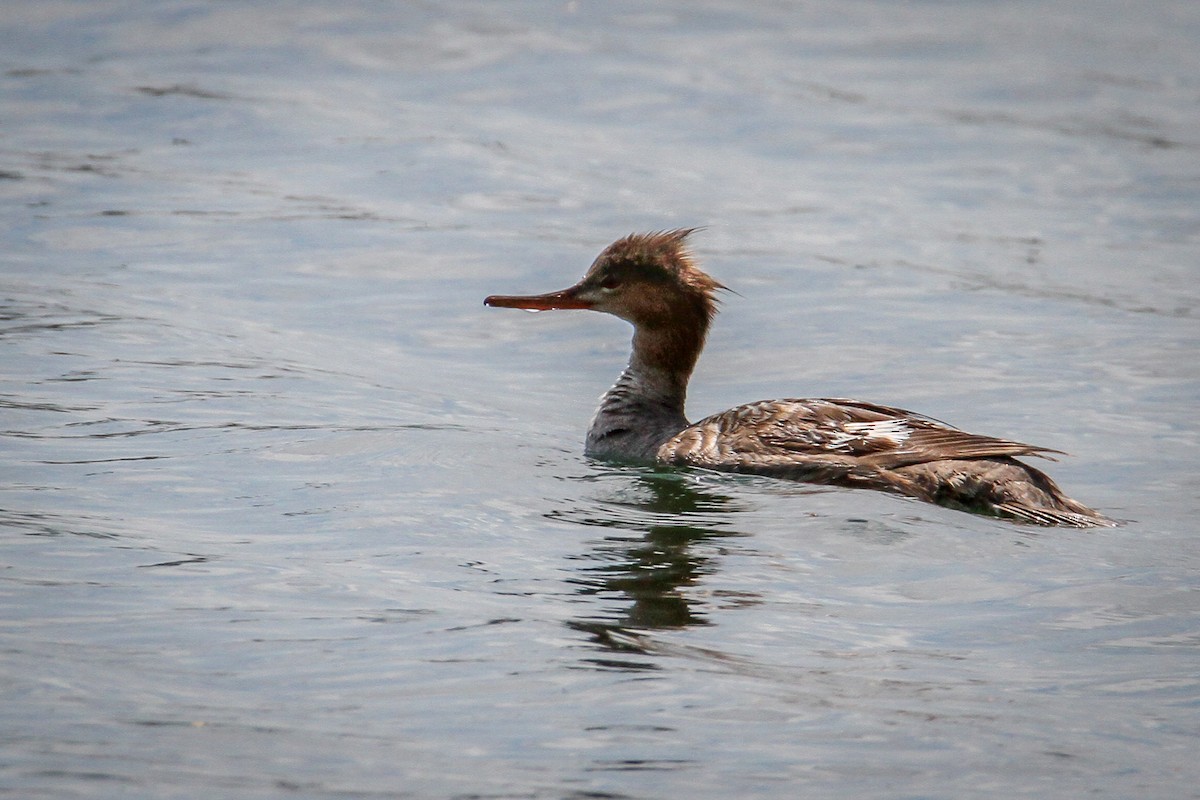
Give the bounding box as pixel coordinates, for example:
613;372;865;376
485;230;1114;527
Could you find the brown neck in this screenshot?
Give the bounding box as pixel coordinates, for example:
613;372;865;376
582;307;710;462
627;318;706;408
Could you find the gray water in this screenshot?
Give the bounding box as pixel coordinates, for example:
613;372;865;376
2;2;1198;798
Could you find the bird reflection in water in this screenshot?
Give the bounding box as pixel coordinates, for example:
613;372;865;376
548;467;759;668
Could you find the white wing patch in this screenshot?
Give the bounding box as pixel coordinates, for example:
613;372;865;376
828;419;913;449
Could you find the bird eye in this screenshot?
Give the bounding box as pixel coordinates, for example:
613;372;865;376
598;276;621;291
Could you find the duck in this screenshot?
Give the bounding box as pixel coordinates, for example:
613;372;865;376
485;229;1114;527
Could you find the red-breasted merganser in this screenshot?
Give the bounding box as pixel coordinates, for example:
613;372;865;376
485;229;1113;527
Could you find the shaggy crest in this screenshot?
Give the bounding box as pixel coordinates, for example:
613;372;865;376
586;228;725;317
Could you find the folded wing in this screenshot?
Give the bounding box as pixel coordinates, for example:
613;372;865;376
658;397;1062;477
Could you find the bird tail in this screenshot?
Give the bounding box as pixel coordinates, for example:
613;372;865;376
992;501;1117;528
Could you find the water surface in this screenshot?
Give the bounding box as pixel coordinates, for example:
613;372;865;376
2;2;1198;798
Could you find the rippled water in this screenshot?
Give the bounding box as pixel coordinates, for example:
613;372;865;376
3;2;1199;798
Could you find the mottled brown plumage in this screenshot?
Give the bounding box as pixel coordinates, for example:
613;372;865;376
485;230;1113;527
